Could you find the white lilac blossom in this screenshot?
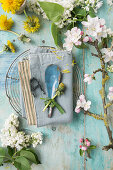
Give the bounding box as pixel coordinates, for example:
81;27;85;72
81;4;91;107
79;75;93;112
27;0;76;28
75;94;91;113
82;15;107;42
82;0;103;13
0;114;43;150
63;27;82;51
84;74;93;84
107;87;113;101
27;0;103;28
107;0;113;6
101;48;113;63
31;132;43;148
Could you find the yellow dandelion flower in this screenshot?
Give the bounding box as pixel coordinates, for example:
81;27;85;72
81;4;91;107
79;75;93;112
0;15;14;30
0;0;24;14
24;16;40;33
7;40;15;53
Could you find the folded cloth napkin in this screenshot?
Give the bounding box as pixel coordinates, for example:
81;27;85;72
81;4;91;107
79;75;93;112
19;47;73;127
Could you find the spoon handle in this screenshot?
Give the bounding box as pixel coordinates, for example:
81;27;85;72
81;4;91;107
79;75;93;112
48;107;53;118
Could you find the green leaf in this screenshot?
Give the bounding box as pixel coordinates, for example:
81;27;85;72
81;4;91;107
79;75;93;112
89;7;96;18
77;9;86;17
38;1;64;22
15;157;31;170
89;145;96;149
75;43;88;49
51;22;62;47
14;161;21;170
87;149;91;158
7;146;15;157
79;149;84;157
26;149;41;164
52;100;65;114
0;147;6;165
72;7;81;15
20;150;37;164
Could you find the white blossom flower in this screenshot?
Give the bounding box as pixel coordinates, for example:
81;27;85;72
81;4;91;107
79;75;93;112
82;15;107;41
63;27;82;51
107;0;113;6
106;28;113;37
75;94;91;113
101;48;113;63
31;132;43;148
84;101;91;111
107;87;113;101
0;114;43;150
83;36;89;42
84;74;93;84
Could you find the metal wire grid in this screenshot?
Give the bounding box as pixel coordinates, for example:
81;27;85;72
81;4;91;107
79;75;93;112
5;47;83;116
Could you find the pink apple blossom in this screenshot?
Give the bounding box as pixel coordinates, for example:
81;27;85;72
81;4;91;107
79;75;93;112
82;146;87;151
109;87;113;92
79;138;83;143
80;31;84;35
75;94;91;113
89;37;93;42
85;139;88;142
79;145;82;148
84;74;92;84
83;36;89;42
75;107;81;113
86;141;91;146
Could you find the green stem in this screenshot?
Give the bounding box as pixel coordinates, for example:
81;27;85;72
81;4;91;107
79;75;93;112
24;9;28;18
43;93;58;112
43;100;51;112
12;149;20;159
0;156;12;160
0;50;4;54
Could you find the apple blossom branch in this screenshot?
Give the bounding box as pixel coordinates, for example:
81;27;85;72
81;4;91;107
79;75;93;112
87;39;113;149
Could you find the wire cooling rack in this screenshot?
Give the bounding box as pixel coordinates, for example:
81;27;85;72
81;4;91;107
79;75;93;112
5;47;83;116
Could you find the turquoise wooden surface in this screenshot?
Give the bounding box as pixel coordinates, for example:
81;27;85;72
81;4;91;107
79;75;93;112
0;1;113;169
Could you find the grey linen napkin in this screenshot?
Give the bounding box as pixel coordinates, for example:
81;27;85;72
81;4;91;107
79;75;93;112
20;47;73;127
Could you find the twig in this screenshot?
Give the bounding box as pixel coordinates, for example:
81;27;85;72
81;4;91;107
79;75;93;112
104;101;113;109
87;39;113;149
91;53;99;58
84;111;104;120
93;68;107;74
102;144;113;151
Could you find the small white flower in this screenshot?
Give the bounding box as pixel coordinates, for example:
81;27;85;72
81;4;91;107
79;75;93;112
82;15;107;41
106;28;113;37
63;27;82;51
75;94;91;113
107;87;113;101
96;1;103;9
84;101;91;111
84;74;92;84
31;132;43;148
107;0;113;6
101;48;113;63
